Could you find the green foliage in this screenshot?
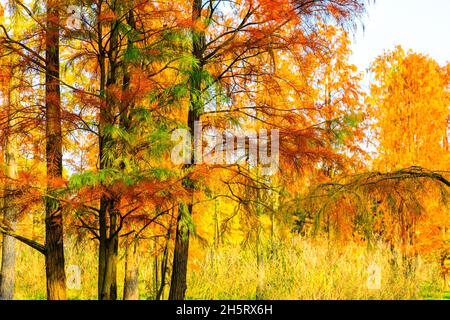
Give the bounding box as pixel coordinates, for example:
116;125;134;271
69;166;177;190
69;169;117;189
124;45;141;63
104;125;132;144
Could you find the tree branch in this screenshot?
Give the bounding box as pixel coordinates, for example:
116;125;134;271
0;224;46;254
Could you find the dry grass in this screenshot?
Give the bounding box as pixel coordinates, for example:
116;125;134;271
6;237;448;300
187;238;446;300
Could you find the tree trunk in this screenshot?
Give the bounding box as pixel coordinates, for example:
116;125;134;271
44;0;66;300
123;240;139;300
153;241;159;298
156;209;174;300
169;0;205;300
169;205;191;300
120;6;140;301
0;85;17;300
98;236;118;300
96;5;120;299
98;199;119;300
0;198;17;301
256;223;265;300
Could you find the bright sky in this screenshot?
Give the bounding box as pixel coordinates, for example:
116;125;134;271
350;0;450;72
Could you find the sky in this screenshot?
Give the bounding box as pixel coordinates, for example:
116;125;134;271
350;0;450;72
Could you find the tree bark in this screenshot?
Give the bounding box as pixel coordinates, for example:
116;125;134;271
0;82;17;301
98;199;119;300
97;9;120;299
169;0;205;301
44;0;66;300
157;209;174;300
169;205;191;300
120;6;140;301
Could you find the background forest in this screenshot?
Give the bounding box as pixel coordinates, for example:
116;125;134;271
0;0;449;300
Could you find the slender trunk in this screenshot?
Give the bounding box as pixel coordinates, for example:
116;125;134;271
256;223;265;300
254;164;266;299
98;200;107;298
123;240;139;300
98;199;119;300
270;209;275;258
442;251;450;291
441;228;450;291
121;7;138;300
97;2;108;298
0;85;17;300
169;205;191;300
169;0;204;301
403;217;418;278
45;0;66;300
156;209;174;300
153;241;159;298
214;198;220;249
210;199;219;270
97;1;121;299
444;116;449;152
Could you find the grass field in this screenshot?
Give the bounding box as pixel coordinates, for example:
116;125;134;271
9;237;448;300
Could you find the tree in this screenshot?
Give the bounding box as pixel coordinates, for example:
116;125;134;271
0;0;67;299
44;0;67;300
63;0;187;300
368;46;450;171
165;0;368;300
366;46;450;275
0;60;17;300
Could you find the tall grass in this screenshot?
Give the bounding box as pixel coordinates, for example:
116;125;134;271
6;236;447;300
187;238;445;300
